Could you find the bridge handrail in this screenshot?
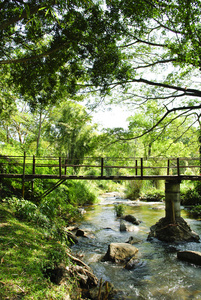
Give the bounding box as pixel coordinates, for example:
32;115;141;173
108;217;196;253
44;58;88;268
0;153;200;178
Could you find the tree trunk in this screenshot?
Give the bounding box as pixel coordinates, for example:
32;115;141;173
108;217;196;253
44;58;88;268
36;108;42;156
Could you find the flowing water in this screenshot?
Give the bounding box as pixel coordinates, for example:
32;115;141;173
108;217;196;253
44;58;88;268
72;194;201;299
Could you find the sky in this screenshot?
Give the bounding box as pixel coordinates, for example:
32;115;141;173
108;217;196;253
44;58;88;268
91;105;132;129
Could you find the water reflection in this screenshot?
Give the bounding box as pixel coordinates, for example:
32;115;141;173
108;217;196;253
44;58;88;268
72;195;201;299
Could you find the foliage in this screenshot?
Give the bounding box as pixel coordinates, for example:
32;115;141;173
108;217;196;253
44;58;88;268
64;181;97;206
0;0;130;107
140;191;165;202
1;0;201;146
114;203;125;218
45;101;98;166
0;203;74;299
181;181;201;206
7;197;51;228
125;180;144;200
189;205;201;218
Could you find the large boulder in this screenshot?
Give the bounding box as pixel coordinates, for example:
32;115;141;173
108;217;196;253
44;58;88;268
147;217;200;242
102;243;138;263
177;251;201;265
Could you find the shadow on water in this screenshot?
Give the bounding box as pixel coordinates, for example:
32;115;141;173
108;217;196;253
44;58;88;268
72;195;201;299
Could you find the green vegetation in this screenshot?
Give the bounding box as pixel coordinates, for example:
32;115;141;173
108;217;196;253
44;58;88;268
180;181;201;218
114;204;125;218
189;205;201;218
0;201;79;300
1;0;201;297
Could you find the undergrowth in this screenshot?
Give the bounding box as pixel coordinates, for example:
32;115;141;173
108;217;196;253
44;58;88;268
0;201;78;299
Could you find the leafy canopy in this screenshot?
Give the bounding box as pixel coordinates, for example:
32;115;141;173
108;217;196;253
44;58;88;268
0;0;131;108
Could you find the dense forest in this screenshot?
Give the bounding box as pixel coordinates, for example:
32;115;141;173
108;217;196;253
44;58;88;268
1;0;201;299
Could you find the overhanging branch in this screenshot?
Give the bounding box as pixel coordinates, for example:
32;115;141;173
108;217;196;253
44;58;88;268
114;104;201;142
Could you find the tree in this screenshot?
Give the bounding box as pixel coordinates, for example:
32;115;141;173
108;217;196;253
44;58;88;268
0;0;131;109
46;101;98;168
2;0;201;139
84;0;201;140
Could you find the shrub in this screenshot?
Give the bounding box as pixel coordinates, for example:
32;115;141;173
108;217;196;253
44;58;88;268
7;197;51;229
189;205;201;218
140;191;164;202
66;181;97;205
181;188;201;206
125;180;143;199
114;204;125;217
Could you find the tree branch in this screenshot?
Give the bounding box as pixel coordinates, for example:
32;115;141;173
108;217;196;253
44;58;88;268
133;58;177;70
114;104;201;142
0;1;56;31
125;78;201;98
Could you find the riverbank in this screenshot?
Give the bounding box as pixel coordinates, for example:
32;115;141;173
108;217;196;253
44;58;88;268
0;202;83;299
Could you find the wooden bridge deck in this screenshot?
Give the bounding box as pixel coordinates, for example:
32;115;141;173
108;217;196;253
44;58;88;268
0;153;201;181
1;153;200;198
0;173;201;181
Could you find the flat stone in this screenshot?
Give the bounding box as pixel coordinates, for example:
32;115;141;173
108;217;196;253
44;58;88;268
177;251;201;265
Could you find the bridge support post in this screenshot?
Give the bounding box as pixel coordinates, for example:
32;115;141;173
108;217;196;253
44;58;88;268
148;179;200;242
165;180;181;223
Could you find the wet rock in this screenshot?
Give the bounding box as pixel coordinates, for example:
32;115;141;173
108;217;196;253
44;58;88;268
125;257;140;270
120;220;127;232
76;229;85;237
120;220;139;232
122;214;141;225
75;228;95;238
126;236;142;245
103;227;114;231
102;242;138;263
147;217;200;243
177;250;201;265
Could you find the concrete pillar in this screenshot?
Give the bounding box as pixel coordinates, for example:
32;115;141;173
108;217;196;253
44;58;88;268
165;180;181;223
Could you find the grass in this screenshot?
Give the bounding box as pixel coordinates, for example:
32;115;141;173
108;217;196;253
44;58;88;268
0;203;77;300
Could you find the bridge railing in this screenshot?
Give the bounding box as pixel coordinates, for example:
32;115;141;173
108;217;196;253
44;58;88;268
0;153;200;178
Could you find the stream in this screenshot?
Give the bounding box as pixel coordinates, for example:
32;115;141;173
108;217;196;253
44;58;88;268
72;194;201;299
